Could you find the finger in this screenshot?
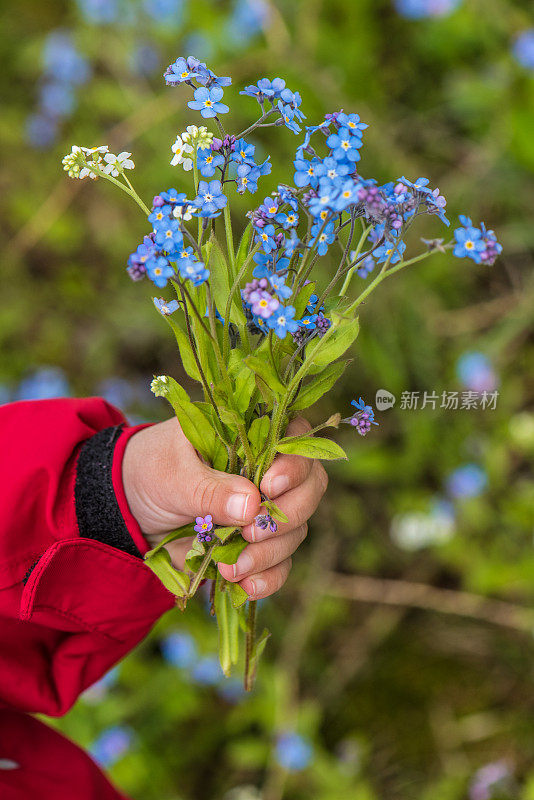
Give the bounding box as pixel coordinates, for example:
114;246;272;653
164;536;194;571
239;557;293;600
159;418;261;526
260;417;313;499
218;525;307;582
242;460;328;542
124;417;261;532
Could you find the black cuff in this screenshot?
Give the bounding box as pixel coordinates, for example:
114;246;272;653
74;425;141;558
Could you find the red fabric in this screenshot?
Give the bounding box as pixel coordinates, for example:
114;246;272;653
0;398;175;799
0;711;129;800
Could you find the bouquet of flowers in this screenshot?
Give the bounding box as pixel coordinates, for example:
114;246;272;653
61;55;501;690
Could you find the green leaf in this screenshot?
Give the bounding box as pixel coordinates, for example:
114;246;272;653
293;281;316;319
234;364;256;414
247;627;271;682
213;526;241;543
276;435;348;460
262;499;289;524
212;536;248;565
228;581;249;609
290;360;348;411
144;524;196;558
247;415;270;457
215;578;240;674
207;239;230;318
236;222;253;268
165;378;220;464
245;355;286;396
308;316;360;371
210;238;246;326
163;316;201;383
185;537;206;572
144;549;190;597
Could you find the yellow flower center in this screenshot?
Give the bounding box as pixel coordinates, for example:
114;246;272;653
465;240;474;250
205;99;212;107
341;140;350;149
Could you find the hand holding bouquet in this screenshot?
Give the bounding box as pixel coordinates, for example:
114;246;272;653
62;55;501;689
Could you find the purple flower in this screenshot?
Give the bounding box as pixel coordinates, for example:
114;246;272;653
343;397;378;436
315;312;331;337
243;277;270;301
249;290;280;319
194;514;213;541
255;513;277;533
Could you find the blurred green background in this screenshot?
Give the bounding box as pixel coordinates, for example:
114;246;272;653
2;0;534;798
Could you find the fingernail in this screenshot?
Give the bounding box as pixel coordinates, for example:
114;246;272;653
234;551;253;577
250;524;272;543
226;493;249;522
249;577;266;598
268;475;290;498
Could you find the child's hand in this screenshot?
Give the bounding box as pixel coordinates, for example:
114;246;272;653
122;416;328;599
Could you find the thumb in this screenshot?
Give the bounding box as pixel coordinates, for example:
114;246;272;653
180;456;261;527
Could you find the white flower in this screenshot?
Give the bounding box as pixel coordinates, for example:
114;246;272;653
150;375;169;397
79;145;109;179
173;204;197;221
181;125;199;143
170;135;193;171
182;125;213;151
102;151;135;177
62;145;83;178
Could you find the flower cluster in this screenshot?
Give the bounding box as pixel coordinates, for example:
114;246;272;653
126;189;209;287
194;514;214;542
61;145;134;180
453;216;502;265
60;52;506;689
254;513;277;533
240;77;305;134
341;398;379;436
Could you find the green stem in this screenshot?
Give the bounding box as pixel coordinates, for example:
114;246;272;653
244;600;258;691
339;225;372;296
224;204;236;277
222;243;261;363
192;155;202;243
188;542;217;597
90;165;151;215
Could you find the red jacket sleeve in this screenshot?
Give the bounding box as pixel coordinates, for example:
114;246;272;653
0;398;174;716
